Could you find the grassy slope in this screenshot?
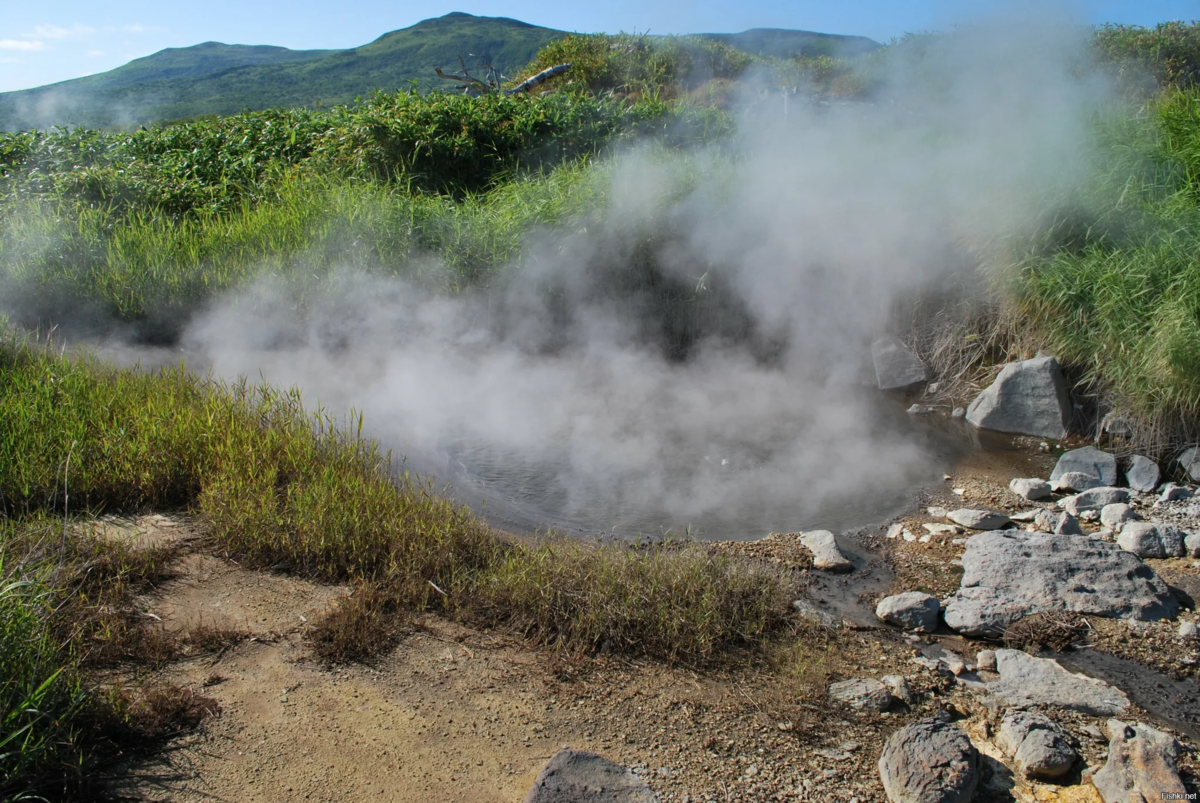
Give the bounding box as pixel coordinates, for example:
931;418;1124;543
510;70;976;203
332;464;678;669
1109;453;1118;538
699;28;881;59
0;13;568;130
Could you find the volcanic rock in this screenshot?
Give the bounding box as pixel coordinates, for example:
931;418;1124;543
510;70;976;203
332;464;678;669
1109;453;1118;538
1050;446;1118;487
1124;455;1160;493
1008;478;1052;501
1116;521;1186;559
1051;471;1103;493
523;749;656;803
1058;487;1132;515
1100;503;1138;530
1180;446;1200;482
942;531;1179;637
1053;512;1083;535
965;356;1071;439
876;592;940;633
947;509;1010;530
996;711;1077;780
878;718;979;803
871;336;928;391
987;649;1129;716
1092;720;1186;802
799;530;853;572
828;678;894;711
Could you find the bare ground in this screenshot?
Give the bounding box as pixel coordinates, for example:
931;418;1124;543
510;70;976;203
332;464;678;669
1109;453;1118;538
94;441;1200;803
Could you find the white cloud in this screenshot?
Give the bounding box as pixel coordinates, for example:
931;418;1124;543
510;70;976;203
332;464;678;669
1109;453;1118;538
0;40;46;52
27;24;95;39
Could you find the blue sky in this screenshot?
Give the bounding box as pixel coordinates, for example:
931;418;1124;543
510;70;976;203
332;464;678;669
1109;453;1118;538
1;0;1196;92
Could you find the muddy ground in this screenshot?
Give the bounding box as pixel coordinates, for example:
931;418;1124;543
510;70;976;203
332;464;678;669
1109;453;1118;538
96;439;1200;802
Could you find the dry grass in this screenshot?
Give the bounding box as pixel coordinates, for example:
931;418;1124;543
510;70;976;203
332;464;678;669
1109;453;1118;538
307;585;408;664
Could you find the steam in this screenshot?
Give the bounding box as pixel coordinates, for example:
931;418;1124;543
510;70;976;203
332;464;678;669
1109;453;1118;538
19;16;1108;539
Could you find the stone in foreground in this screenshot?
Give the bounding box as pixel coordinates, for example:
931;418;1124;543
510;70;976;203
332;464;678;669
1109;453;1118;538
943;532;1179;637
987;649;1129;716
1051;446;1118;487
799;530;853;573
829;677;894;711
876;592;940;633
878;718;979;803
947;509;1010;530
1008;478;1052;501
1124;455;1160;493
965;356;1071;439
1091;720;1186;803
1116;521;1186;559
996;711;1077;780
524;749;656;803
871;336;928;391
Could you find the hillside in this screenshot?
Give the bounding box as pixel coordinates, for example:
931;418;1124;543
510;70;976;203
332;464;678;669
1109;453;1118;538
0;13;882;131
700;27;881;59
0;13;567;130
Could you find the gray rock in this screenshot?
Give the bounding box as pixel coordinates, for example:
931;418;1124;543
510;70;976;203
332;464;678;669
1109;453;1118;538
1179;621;1198;639
1028;509;1058;533
871;336;928;391
1100;503;1138;530
799;530;853;573
878;719;979;803
791;598;841;628
907;404;934;415
1160;483;1194;503
987;649;1129;716
882;674;912;704
1051;471;1103;493
1051;446;1119;487
923;523;962;536
1058;487;1132;515
1180;446;1200;482
876;592;941;633
996;711;1077;780
942;532;1179;637
523;749;656;803
947;509;1010;530
975;649;996;672
965;356;1071;439
1116;522;1186;558
1187;532;1200;558
1054;512;1083;535
1124;455;1160;493
1008;478;1052;501
950;406;966;419
1092;720;1186;802
828;678;894;711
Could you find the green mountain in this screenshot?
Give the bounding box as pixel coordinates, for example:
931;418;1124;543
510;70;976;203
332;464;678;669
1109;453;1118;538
0;13;881;131
0;13;567;130
700;28;881;60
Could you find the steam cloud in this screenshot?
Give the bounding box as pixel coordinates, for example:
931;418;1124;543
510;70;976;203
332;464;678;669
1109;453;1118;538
23;14;1108;539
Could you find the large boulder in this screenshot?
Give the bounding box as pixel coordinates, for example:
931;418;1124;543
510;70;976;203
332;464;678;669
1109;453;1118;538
1124;455;1160;493
1008;478;1052;501
876;592;940;633
965;356;1071;439
1059;487;1132;515
1050;446;1118;487
799;530;853;572
1091;720;1186;802
878;718;979;803
942;531;1179;637
996;711;1078;780
523;749;656;803
1116;522;1186;559
987;649;1129;716
871;336;928;391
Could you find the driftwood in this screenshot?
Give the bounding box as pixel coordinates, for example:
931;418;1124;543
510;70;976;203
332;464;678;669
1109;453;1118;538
434;56;571;96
